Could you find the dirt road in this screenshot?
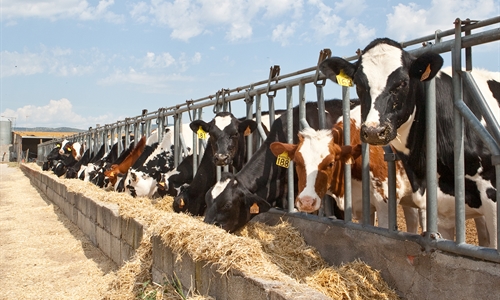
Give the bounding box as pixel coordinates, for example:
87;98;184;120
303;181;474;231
0;163;117;300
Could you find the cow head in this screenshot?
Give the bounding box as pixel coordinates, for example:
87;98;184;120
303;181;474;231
173;184;192;213
58;140;73;156
190;112;257;167
204;173;271;233
270;127;360;213
320;38;443;146
69;142;84;161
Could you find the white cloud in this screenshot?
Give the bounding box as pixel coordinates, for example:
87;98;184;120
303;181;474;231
97;68;194;93
0;48;95;78
0;98;114;129
1;0;124;23
130;0;304;42
143;52;176;68
334;0;367;17
386;0;498;41
272;23;298;46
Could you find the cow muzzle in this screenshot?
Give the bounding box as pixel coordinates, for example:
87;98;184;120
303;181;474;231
295;196;320;213
360;124;392;145
214;153;231;166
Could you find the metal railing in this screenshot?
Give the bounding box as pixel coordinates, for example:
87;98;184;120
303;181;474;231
37;16;500;262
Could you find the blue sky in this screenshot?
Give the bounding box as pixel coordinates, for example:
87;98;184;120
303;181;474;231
1;0;499;130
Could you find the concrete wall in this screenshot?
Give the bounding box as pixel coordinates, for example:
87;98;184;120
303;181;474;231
21;165;329;300
253;211;500;300
21;164;500;300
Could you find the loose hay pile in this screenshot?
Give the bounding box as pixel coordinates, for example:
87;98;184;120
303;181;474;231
32;163;399;299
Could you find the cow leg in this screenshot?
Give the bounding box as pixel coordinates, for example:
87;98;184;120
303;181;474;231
474;216;490;247
418;208;427;232
402;206;419;233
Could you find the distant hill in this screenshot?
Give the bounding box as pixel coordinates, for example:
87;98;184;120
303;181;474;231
13;127;85;133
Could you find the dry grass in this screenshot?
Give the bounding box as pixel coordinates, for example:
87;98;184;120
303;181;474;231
29;163;400;299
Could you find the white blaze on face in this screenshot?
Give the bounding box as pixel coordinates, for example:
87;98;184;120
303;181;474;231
214;115;232;131
72;142;83;161
296;128;333;211
211;177;232;199
361;43;403;127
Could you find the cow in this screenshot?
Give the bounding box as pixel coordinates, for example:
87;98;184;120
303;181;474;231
124;128;177;198
157;154;194;197
66;148;92;179
203;99;360;233
172;112;259;216
42;140;67;171
104;136;147;188
269;109;424;232
319;37;499;247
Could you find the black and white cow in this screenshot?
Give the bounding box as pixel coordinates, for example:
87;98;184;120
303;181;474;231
124;128;176;197
320;37;499;247
172;112;259;216
42;140;68;171
203;99;359;233
157;154;194;197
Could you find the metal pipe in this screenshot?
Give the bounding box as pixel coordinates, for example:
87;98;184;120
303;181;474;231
286;85;294;213
452;19;466;244
342;86;352;223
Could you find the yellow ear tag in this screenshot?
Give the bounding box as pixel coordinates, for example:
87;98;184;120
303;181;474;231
67;147;72;151
250;202;260;214
336;69;353;87
197;126;207;139
56;144;61;148
276;151;290;168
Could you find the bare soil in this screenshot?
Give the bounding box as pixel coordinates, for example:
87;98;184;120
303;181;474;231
0;163;118;300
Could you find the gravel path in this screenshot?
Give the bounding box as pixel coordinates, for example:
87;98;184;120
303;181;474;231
0;163;118;300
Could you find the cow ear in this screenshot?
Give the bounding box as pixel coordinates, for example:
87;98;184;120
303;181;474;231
410;52;443;81
238;120;258;136
244;195;271;215
270;142;297;159
319;57;357;86
190;119;210;133
337;144;361;164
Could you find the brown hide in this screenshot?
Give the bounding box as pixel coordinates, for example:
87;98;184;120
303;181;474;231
104;136;146;186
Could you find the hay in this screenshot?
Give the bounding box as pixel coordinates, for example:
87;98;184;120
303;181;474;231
238;221;399;300
29;163;400;299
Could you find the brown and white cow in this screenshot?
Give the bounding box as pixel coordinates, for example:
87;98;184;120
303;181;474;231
270;109;422;231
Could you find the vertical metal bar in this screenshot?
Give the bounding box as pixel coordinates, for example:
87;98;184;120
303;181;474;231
255;94;266;144
298;83;309;129
453;19;466;244
386;148;397;231
316;85;326;130
425;75;438;235
245;92;254;160
268;95;276;126
342;86;352;223
174;113;181;167
465;19;472;71
286;85;295;213
362;142;371;225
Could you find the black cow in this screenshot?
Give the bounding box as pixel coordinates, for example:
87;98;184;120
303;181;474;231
203;99;359;233
173;112;259;215
42;141;67;171
320;37;499;247
157;154;194;197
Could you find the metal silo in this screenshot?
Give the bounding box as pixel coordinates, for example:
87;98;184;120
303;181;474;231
0;120;12;145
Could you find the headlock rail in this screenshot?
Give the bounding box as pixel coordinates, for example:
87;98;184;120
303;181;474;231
38;17;500;263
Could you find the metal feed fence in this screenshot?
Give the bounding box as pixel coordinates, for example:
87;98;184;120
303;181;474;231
37;17;500;263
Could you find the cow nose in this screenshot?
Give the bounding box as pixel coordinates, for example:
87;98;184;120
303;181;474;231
214;153;229;166
361;124;389;145
296;196;318;213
